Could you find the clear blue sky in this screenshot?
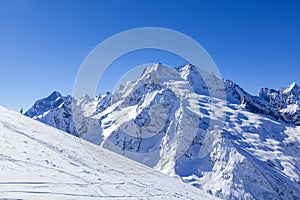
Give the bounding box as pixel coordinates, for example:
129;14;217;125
1;0;300;111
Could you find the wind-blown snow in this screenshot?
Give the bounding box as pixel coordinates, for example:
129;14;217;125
0;106;217;199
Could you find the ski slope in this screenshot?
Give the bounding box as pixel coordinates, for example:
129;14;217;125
0;106;217;199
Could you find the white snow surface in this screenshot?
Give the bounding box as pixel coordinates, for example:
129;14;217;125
25;64;300;199
0;106;218;200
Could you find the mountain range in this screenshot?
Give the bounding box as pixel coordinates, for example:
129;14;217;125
25;64;300;199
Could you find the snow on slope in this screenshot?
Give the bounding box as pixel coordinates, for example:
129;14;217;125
25;93;103;144
25;64;300;199
98;68;300;199
0;106;217;199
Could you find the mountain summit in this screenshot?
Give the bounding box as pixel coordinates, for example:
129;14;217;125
26;64;300;199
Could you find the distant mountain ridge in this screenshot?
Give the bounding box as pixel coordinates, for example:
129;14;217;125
26;65;299;127
25;64;300;200
259;82;300;125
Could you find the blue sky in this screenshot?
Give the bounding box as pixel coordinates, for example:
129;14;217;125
1;0;300;111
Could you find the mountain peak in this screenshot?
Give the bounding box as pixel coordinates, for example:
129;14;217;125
140;63;182;83
25;91;66;118
284;82;299;93
48;91;62;100
182;63;196;70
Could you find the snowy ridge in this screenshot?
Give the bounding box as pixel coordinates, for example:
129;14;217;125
0;106;217;199
26;64;300;199
260;82;300;125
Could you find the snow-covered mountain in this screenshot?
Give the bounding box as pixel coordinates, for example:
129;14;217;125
25;93;103;143
25;91;67;118
260;82;300;125
0;105;216;199
26;63;300;199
